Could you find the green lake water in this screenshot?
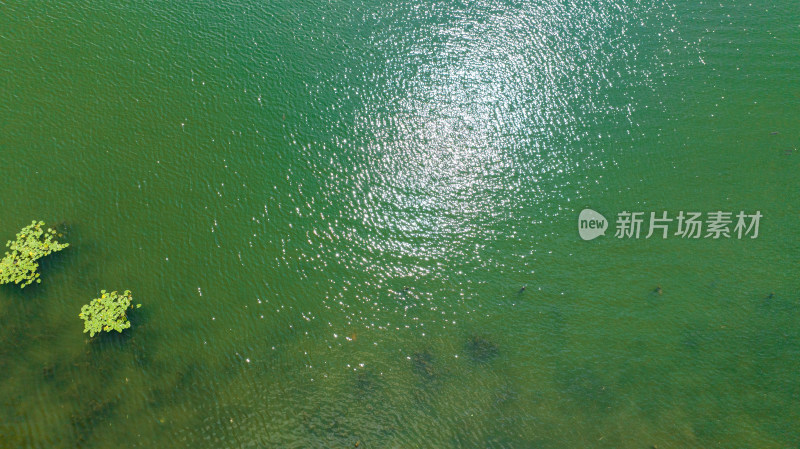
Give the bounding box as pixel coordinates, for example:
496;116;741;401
1;0;798;447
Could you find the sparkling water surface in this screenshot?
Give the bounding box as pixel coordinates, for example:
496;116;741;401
1;0;798;447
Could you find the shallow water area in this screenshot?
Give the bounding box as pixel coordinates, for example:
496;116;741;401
1;0;798;447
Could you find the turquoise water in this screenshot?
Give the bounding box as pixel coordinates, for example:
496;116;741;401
1;0;798;447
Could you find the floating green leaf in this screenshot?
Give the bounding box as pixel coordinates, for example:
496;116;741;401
0;221;68;288
79;290;140;337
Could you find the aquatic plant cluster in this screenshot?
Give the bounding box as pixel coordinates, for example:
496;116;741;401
79;290;141;337
0;220;69;287
0;220;140;338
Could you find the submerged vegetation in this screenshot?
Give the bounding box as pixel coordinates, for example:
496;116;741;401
465;335;499;363
79;290;141;337
0;220;69;288
410;349;437;379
